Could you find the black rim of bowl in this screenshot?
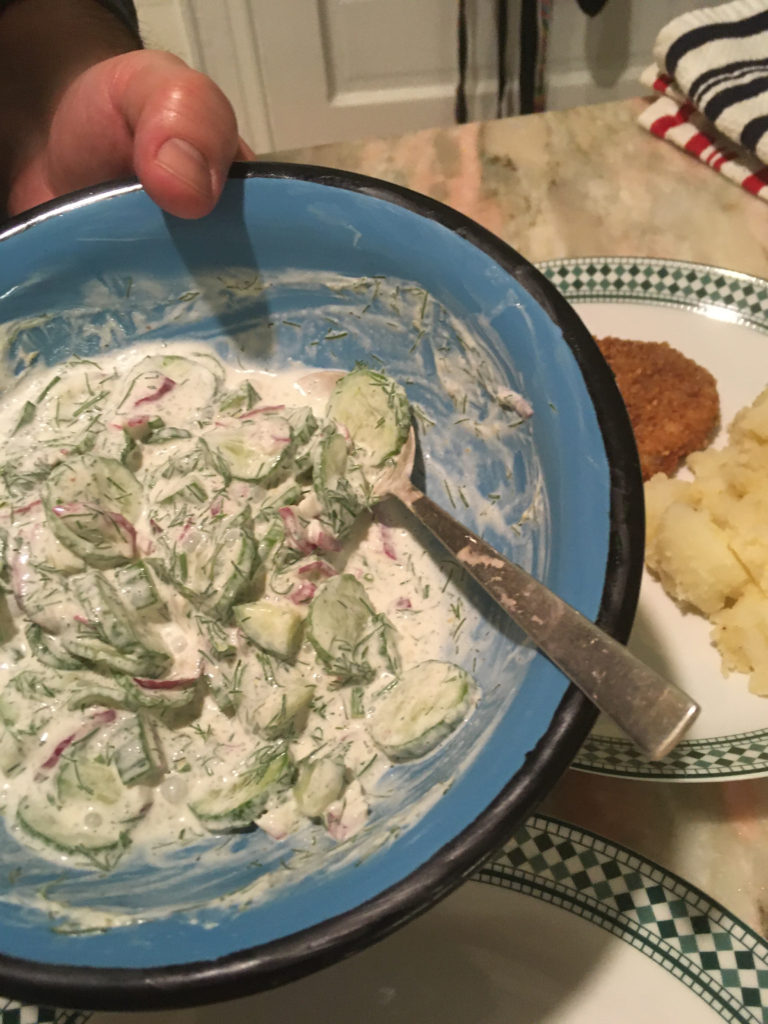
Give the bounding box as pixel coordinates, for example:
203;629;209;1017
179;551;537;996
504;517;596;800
0;163;644;1012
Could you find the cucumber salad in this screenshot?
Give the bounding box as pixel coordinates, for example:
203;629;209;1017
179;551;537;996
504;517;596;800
0;346;478;871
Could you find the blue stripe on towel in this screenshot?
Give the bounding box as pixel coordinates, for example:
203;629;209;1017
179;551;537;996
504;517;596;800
665;8;768;77
741;113;768;152
690;57;768;108
703;73;768;123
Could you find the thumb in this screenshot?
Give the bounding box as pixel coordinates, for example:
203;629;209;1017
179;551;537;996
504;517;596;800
44;50;244;218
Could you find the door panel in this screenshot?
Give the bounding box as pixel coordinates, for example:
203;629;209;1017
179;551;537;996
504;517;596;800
133;0;726;154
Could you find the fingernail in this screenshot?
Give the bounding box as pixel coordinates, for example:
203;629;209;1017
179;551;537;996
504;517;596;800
156;138;212;198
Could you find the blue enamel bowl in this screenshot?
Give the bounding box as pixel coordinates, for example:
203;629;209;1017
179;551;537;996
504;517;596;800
0;165;643;1010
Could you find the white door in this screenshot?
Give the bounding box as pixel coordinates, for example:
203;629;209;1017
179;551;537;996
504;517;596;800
135;0;500;152
134;0;726;155
245;0;501;150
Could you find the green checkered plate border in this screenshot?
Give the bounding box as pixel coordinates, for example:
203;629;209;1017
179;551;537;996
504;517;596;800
540;256;768;331
7;814;766;1023
477;813;768;1023
539;257;768;780
0;1004;88;1024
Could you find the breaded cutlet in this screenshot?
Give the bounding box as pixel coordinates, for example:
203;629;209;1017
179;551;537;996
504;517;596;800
595;335;720;481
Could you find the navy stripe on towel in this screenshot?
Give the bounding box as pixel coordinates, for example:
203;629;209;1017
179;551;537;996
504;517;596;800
665;8;768;76
741;113;768;152
690;57;768;107
703;73;768;122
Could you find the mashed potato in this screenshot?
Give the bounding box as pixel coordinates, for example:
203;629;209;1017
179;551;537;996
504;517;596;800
645;386;768;695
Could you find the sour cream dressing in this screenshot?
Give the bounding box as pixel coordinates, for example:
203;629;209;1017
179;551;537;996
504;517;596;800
0;343;481;876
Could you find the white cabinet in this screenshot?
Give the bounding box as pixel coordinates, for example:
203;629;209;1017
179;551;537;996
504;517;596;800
133;0;724;154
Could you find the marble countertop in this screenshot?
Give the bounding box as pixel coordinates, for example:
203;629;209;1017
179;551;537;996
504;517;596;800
275;97;768;938
275;97;768;279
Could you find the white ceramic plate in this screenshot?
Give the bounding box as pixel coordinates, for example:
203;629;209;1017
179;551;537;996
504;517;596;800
541;256;768;780
26;813;764;1023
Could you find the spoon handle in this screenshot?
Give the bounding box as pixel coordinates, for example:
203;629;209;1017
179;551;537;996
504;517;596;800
393;482;699;761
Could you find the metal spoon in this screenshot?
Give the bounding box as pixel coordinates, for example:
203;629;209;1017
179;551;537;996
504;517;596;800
375;431;699;761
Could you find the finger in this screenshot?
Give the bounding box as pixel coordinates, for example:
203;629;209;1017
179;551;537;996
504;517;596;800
46;50;242;218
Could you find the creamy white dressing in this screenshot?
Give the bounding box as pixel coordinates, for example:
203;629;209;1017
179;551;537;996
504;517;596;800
0;343;481;876
0;271;545;933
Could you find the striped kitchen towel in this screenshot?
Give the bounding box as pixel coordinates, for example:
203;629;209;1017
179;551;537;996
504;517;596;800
638;0;768;202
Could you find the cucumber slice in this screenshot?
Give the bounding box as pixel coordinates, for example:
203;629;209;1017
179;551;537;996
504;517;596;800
144;426;192;444
10;665;72;699
65;670;134;712
35;525;86;574
312;428;370;539
36;366;114;427
1;681;54;736
157;510;258;621
11;523;85;634
314;428;349;493
16;783;143;871
0;687;45;776
154;439;208;481
255;482;304;522
239;676;315;739
293;758;346;819
189;744;294;831
0;726;24;776
18;711;149;869
116;354;222;418
64;572;173;679
218;380;261;417
0;459;54;508
57;758;123;805
256;517;286;564
0;686;24;726
114;561;168;620
368;660;476;761
155;478;209;507
71;573;140;650
66;670;199;714
62;633;172;680
283;405;318;446
203;415;294;484
327;368;410;467
13;558;79;636
196;615;238;661
25;625;82;670
43;456;141;568
91;425;140;470
306;574;398;683
234;600;305;661
133;413;184;442
204;659;244;716
112;713;166;786
208;520;260;620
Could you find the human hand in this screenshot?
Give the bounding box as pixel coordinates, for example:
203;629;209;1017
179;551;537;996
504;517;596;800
7;48;254;220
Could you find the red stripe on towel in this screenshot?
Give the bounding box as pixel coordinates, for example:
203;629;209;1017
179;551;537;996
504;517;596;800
685;132;711;155
742;165;768;194
649;100;696;138
652;73;675;94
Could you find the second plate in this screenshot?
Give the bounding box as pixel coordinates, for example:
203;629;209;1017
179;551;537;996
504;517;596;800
541;256;768;781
